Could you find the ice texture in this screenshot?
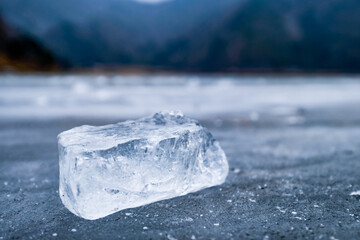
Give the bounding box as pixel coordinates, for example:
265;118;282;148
58;111;228;220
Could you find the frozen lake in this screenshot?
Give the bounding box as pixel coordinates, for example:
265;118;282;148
1;74;360;239
1;74;360;123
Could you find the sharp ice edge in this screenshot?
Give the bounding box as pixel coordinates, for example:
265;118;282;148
58;111;228;220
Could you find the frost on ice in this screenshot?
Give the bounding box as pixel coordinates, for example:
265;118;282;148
58;111;228;220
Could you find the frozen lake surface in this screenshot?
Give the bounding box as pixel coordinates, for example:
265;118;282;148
1;74;360;239
1;74;360;121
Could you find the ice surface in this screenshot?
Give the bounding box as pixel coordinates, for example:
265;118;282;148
350;190;360;196
58;111;228;220
3;74;360;120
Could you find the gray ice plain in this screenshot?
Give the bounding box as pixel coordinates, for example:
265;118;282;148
2;74;360;239
58;111;229;220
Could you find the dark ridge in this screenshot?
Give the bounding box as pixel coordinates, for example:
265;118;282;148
0;14;63;71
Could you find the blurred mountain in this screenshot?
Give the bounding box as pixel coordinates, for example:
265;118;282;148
0;0;242;66
157;0;360;72
1;0;360;72
0;15;58;71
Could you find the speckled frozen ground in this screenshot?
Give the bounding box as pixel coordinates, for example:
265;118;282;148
1;74;360;239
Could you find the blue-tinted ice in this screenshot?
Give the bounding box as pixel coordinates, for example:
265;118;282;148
58;111;228;220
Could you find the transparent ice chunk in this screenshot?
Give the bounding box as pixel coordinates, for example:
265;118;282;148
58;111;228;220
